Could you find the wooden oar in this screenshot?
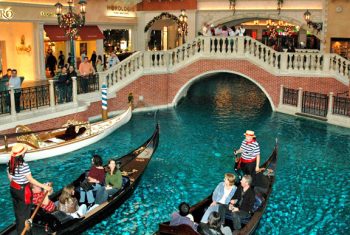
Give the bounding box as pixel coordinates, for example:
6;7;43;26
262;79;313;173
21;185;51;235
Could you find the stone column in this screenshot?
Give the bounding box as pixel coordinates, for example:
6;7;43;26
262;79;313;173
203;37;210;55
72;76;78;105
128;28;133;51
35;22;46;80
143;51;151;69
297;87;303;113
322;54;330;73
96;39;104;59
237;36;245;56
280;52;288;73
9;87;16;116
279;85;284;106
326;92;334;119
49;80;55;107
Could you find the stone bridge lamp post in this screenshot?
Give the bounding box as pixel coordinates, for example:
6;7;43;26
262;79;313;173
178;9;188;45
54;0;87;68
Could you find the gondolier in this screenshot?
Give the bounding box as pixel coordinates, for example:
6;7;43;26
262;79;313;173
7;143;52;235
234;130;260;176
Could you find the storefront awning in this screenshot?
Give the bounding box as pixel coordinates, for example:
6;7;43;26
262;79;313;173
44;25;104;42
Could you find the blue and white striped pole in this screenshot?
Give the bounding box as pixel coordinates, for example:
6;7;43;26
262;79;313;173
101;84;108;120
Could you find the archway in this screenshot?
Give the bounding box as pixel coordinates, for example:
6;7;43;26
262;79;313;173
172;70;276;111
144;13;181;50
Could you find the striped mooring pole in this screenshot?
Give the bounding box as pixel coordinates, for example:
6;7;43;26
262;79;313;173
101;84;108;120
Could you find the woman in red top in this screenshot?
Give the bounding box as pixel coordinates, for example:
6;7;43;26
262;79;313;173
79;155;105;205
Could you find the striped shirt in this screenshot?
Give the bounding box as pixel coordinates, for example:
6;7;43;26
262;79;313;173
9;162;31;184
240;140;260;161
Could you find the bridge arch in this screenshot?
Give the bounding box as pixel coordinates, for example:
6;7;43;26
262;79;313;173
172;70;276;111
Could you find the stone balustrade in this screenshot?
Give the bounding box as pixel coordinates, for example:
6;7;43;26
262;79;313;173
98;36;349;93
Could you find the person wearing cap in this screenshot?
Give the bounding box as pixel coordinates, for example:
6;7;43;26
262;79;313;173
234;130;261;176
95;159;122;205
7;143;52;235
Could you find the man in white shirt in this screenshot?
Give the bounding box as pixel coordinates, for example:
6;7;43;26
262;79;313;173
8;69;22;113
108;53;120;69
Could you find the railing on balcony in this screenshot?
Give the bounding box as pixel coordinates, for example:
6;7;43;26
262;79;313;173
333;96;350;117
0;91;10;115
19;85;50;111
283;87;298;106
302;91;328;117
77;74;99;94
54;82;73;104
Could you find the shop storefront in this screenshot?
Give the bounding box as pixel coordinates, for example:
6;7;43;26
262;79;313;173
0;1;137;82
331;38;350;59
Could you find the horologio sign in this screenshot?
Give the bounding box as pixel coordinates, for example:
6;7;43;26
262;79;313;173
106;0;136;17
0;7;14;20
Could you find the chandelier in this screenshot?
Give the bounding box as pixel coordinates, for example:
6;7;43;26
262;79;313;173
55;0;87;39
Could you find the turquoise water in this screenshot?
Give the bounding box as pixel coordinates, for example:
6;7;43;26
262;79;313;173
1;73;349;234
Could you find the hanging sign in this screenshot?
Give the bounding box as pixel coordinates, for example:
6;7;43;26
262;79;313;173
106;0;136;18
0;7;14;20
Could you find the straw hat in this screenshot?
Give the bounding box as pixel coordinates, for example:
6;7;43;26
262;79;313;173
244;130;256;138
10;143;28;157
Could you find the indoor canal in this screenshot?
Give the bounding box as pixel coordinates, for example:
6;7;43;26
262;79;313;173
0;73;349;235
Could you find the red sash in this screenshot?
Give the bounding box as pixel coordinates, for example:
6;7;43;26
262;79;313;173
240;158;256;163
10;181;32;205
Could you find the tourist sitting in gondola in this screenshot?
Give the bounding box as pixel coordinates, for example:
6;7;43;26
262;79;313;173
200;173;237;223
79;155;105;206
31;183;56;213
56;124;87;141
95;159;122;205
218;175;255;231
197;211;232;235
169;202;197;231
58;184;87;218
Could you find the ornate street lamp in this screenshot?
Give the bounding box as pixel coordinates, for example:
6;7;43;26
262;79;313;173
55;0;87;67
304;10;311;23
303;9;323;34
178;9;188;45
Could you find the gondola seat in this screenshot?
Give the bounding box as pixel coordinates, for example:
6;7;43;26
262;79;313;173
158;222;199;235
46;210;83;232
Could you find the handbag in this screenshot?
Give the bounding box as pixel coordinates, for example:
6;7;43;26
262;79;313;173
80;179;93;191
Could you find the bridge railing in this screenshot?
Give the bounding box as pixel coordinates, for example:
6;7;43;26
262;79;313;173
98;36;349;92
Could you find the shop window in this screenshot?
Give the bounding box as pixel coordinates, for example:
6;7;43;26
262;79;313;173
103;29;129;53
331;38;350;59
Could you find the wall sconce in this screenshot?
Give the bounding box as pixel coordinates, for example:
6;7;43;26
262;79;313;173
304;10;323;34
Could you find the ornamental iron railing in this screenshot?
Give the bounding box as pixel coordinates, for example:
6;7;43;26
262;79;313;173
283;87;298;106
19;85;50;111
302;91;328;117
333;96;350;117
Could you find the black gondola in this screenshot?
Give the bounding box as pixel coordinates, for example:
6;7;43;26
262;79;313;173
1;123;160;235
157;141;278;235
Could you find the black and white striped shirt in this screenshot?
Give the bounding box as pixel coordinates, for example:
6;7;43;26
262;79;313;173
8;162;31;184
240;140;260;161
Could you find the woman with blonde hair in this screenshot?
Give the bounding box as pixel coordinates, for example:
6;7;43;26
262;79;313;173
58;185;87;218
200;173;237;223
